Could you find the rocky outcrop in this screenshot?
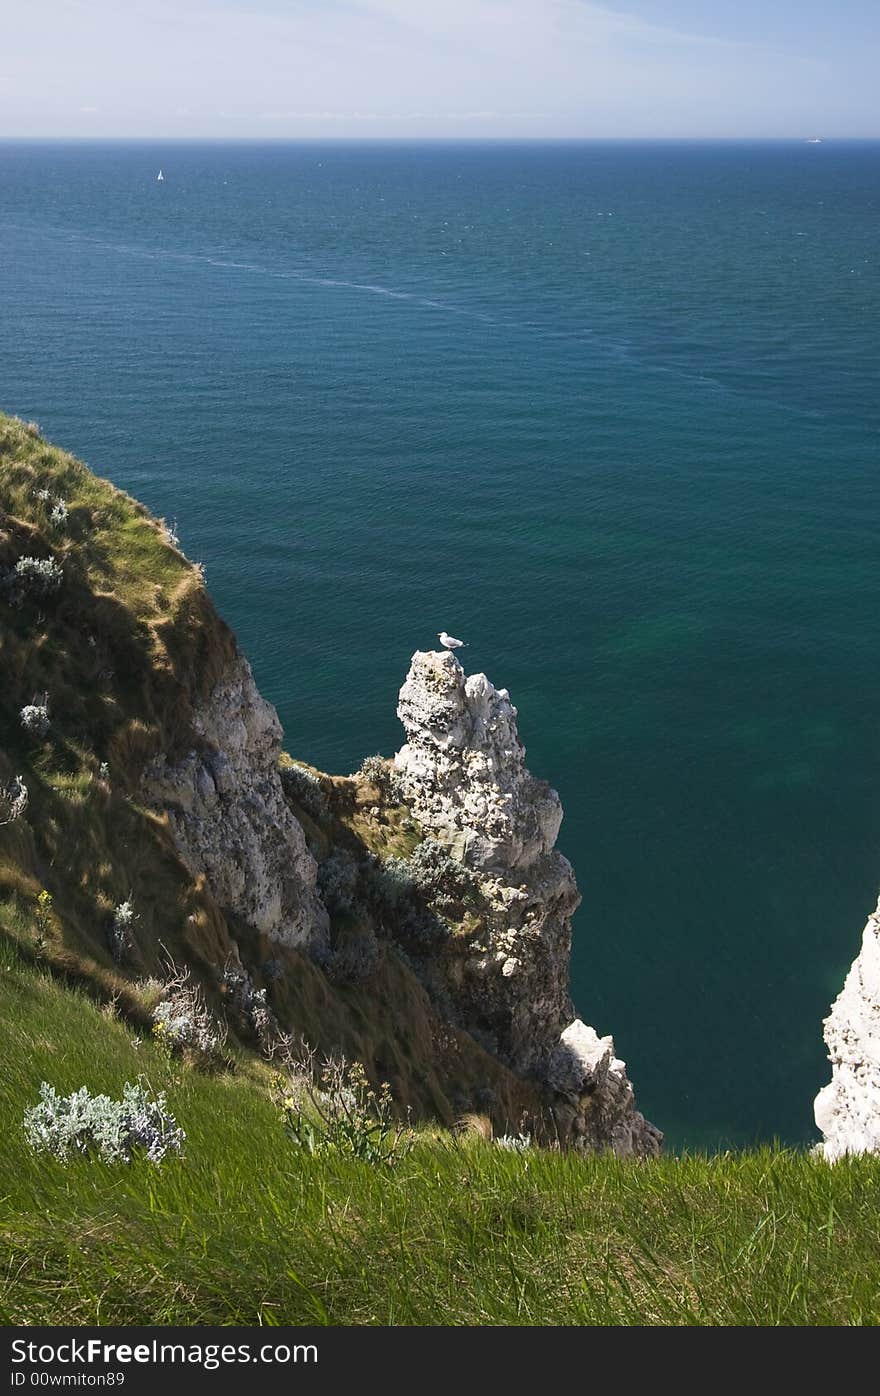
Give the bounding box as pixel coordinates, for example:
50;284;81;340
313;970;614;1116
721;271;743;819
394;650;577;1073
547;1020;662;1158
141;639;659;1155
143;656;328;952
394;649;660;1156
395;651;562;872
814;896;880;1161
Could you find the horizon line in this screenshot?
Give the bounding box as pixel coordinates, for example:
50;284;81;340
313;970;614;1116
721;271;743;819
1;133;876;144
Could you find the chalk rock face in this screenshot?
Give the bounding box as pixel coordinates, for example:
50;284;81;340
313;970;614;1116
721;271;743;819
393;651;660;1155
394;650;577;1072
814;897;880;1161
143;656;328;951
395;650;562;872
547;1020;663;1158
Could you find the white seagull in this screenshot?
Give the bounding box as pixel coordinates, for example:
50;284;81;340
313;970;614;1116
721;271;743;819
438;631;467;652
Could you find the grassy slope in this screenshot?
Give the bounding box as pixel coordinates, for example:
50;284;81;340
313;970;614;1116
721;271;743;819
0;411;238;999
2;944;880;1326
0;413;540;1128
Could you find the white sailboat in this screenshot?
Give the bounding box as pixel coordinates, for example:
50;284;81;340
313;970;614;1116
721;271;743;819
157;168;165;181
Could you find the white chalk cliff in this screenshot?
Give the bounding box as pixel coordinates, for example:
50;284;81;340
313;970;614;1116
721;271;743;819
394;649;661;1157
814;895;880;1161
140;640;660;1156
143;656;328;952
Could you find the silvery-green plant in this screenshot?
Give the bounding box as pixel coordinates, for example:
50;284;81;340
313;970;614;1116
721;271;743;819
152;961;226;1063
317;850;359;913
280;763;329;819
109;900;136;963
8;555;63;602
495;1132;532;1153
0;776;28;826
23;1080;185;1164
405;838;474;904
221;959;277;1042
49;498;69;529
319;927;379;985
370;854;413;909
19;704;50;738
355;754;404;801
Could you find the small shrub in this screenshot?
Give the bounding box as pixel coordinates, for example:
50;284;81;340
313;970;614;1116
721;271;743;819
496;1132;532;1153
220;959;277;1042
355;754;404;801
280;763;329;820
33;889;54;957
406;838;475;907
8;556;63;602
24;1080;185;1164
32;486;68;528
367;854;414;910
108;900;136;963
363;851;455;947
277;1050;410;1168
19;704;50;739
0;775;28;826
152;962;226;1065
364;839;473;944
317;850;360;914
323;925;379;985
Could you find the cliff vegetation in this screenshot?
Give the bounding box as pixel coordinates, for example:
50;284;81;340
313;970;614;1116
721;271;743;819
2;412;879;1326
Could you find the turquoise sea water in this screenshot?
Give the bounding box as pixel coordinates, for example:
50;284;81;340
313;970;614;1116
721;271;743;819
2;140;879;1150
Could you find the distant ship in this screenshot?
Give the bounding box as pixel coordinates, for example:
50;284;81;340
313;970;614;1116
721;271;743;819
805;138;823;145
157;169;165;181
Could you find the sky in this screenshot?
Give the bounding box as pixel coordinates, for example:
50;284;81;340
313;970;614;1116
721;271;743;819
1;0;878;139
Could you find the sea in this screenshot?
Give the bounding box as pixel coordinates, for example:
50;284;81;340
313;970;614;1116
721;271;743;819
2;139;878;1150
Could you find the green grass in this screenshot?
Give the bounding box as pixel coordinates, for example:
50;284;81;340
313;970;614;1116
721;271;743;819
2;945;879;1327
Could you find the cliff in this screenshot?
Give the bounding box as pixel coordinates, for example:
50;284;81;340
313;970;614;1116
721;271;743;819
0;412;658;1155
814;897;880;1161
393;650;660;1156
143;656;328;952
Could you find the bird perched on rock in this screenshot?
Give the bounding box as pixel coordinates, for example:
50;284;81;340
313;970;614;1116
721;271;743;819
438;631;466;652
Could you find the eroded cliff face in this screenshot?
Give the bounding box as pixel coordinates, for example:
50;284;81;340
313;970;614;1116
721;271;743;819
139;640;659;1156
394;649;661;1157
394;650;577;1075
814;897;880;1161
143;656;329;953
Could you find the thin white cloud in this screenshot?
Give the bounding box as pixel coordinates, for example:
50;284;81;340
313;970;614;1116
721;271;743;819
0;0;858;137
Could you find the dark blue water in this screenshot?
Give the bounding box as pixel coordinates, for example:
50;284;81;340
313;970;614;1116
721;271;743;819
3;140;879;1150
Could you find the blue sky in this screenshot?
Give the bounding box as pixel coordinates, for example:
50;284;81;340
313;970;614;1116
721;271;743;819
1;0;878;138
